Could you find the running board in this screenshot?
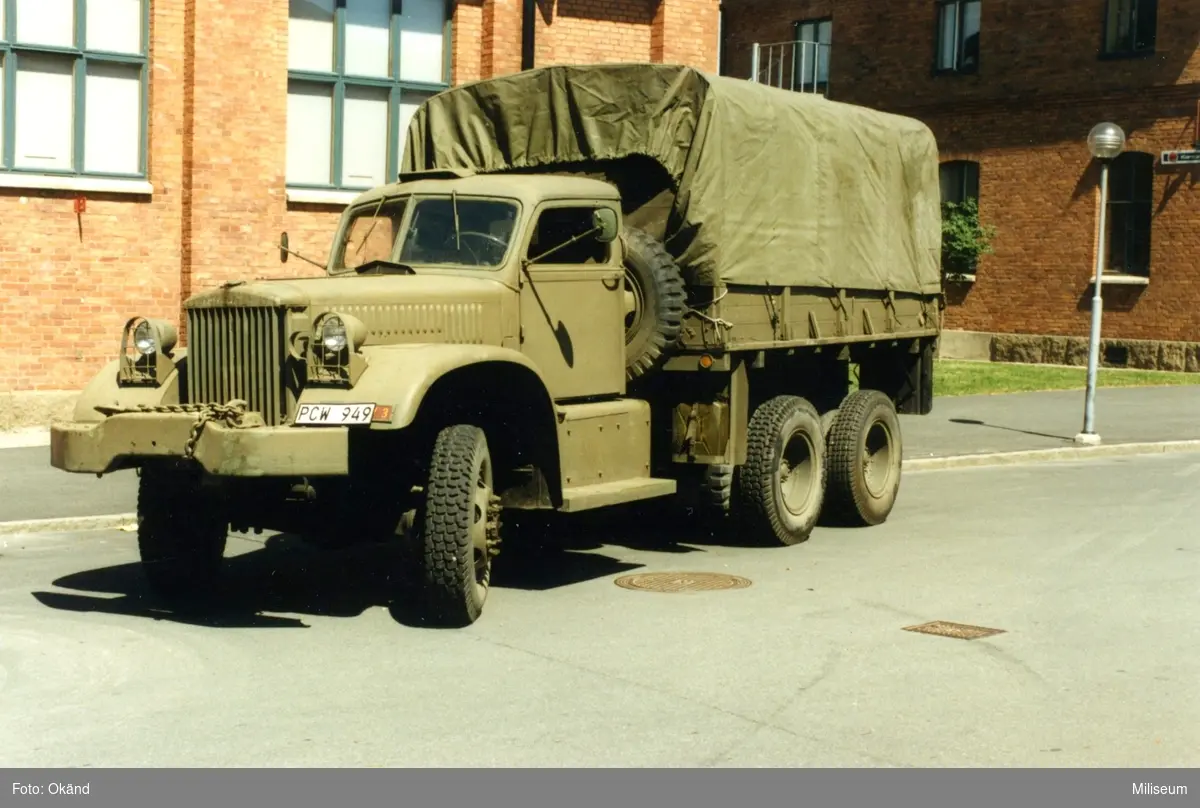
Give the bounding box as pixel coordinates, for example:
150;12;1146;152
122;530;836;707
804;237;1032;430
559;478;677;512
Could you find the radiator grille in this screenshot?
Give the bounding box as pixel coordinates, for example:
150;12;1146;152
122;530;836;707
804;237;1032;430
186;307;289;425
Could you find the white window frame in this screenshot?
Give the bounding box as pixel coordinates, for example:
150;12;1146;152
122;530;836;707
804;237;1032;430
286;0;450;202
0;0;150;193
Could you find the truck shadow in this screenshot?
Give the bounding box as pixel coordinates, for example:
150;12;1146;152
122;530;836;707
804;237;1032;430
27;501;761;629
26;524;675;630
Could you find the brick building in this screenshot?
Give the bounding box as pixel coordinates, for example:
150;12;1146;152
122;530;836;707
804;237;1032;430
722;0;1200;370
0;0;719;427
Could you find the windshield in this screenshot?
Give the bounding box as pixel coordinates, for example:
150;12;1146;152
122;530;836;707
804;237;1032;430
397;197;518;269
332;197;410;273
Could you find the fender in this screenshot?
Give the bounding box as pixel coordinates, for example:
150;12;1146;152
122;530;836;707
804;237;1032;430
298;343;564;506
69;350;187;423
304;340;556;427
296;343;555;431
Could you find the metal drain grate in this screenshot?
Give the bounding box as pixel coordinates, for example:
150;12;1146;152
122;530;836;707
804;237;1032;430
613;572;752;593
903;620;1005;640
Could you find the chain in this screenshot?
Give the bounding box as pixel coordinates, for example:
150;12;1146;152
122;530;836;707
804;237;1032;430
94;399;251;460
94;403;221;416
183;401;249;458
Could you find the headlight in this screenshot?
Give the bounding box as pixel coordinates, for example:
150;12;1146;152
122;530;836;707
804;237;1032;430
119;316;179;386
320;316;348;352
133;320;157;355
127;317;178;356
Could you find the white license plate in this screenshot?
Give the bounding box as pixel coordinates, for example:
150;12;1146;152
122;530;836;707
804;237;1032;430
294;403;376;426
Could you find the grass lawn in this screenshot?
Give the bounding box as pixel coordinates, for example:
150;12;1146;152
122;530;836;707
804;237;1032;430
931;360;1200;397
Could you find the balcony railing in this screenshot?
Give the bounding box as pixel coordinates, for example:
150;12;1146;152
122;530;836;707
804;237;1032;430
749;40;831;96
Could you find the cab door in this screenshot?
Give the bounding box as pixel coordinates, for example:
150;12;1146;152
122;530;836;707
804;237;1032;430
518;203;626;401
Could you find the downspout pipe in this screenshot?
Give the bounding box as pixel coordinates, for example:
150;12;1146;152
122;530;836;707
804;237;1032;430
521;0;536;70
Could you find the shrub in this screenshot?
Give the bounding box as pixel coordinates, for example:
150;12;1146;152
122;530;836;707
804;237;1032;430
941;197;996;281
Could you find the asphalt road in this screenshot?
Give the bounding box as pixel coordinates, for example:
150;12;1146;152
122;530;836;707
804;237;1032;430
0;446;136;522
1;453;1198;767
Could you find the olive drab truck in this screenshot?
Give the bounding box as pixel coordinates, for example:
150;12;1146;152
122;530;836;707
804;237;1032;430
50;63;944;627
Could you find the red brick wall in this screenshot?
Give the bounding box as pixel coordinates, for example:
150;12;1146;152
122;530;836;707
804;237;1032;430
935;100;1200;343
483;0;524;78
536;0;655;65
185;1;297;300
531;0;718;69
0;0;186;393
721;0;1200;343
651;0;719;68
453;0;486;84
0;0;720;396
722;0;1199;94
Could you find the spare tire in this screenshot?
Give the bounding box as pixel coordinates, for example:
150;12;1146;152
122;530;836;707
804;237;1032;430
620;226;686;381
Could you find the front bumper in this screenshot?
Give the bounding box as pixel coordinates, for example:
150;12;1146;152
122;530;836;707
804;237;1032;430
50;413;350;477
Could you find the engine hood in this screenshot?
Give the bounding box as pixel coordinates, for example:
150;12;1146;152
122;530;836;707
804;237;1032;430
184;273;516;347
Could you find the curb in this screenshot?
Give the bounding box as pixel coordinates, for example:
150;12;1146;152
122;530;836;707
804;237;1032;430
0;513;136;537
0;428;51;450
905;439;1200;471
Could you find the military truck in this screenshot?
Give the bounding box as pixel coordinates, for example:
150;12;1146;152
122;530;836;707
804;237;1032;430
50;63;943;627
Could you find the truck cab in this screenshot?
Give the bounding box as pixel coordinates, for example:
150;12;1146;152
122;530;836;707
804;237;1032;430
318;170;629;402
50;168;684;629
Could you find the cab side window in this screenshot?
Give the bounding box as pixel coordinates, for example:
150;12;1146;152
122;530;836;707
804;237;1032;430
526;207;609;264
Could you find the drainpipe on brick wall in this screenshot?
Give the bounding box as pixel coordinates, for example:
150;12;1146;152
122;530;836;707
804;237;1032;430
521;0;536;70
717;4;724;74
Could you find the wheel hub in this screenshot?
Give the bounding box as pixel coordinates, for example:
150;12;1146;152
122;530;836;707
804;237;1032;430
780;430;817;517
862;421;893;497
469;458;501;597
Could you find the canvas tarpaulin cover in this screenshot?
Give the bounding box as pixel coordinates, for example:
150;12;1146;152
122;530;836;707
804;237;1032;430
403;63;943;296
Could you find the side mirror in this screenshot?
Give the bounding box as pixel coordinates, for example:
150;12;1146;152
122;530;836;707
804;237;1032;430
592;208;618;243
280;232;289;264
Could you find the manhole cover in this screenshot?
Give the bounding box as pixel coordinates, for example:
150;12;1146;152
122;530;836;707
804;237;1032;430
613;572;752;593
903;620;1005;640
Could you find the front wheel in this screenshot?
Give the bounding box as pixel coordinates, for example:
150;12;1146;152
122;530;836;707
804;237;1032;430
136;463;228;602
417;425;501;627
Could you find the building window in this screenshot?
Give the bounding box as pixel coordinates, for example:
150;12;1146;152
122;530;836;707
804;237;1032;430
939;160;981;274
792;18;831;94
940;160;979;205
1106;151;1153;276
0;0;148;178
286;0;449;193
935;0;980;74
1102;0;1156;57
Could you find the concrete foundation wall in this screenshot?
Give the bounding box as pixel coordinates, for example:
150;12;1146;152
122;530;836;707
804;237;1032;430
938;330;1200;373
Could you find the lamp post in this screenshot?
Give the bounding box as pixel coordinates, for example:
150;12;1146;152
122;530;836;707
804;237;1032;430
1074;122;1126;446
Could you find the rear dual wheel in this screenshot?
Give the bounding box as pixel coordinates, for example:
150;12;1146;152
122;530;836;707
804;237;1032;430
691;388;903;544
822;389;903;527
737;395;827;546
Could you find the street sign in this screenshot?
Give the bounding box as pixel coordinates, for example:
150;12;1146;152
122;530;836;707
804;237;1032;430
1160;149;1200;165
